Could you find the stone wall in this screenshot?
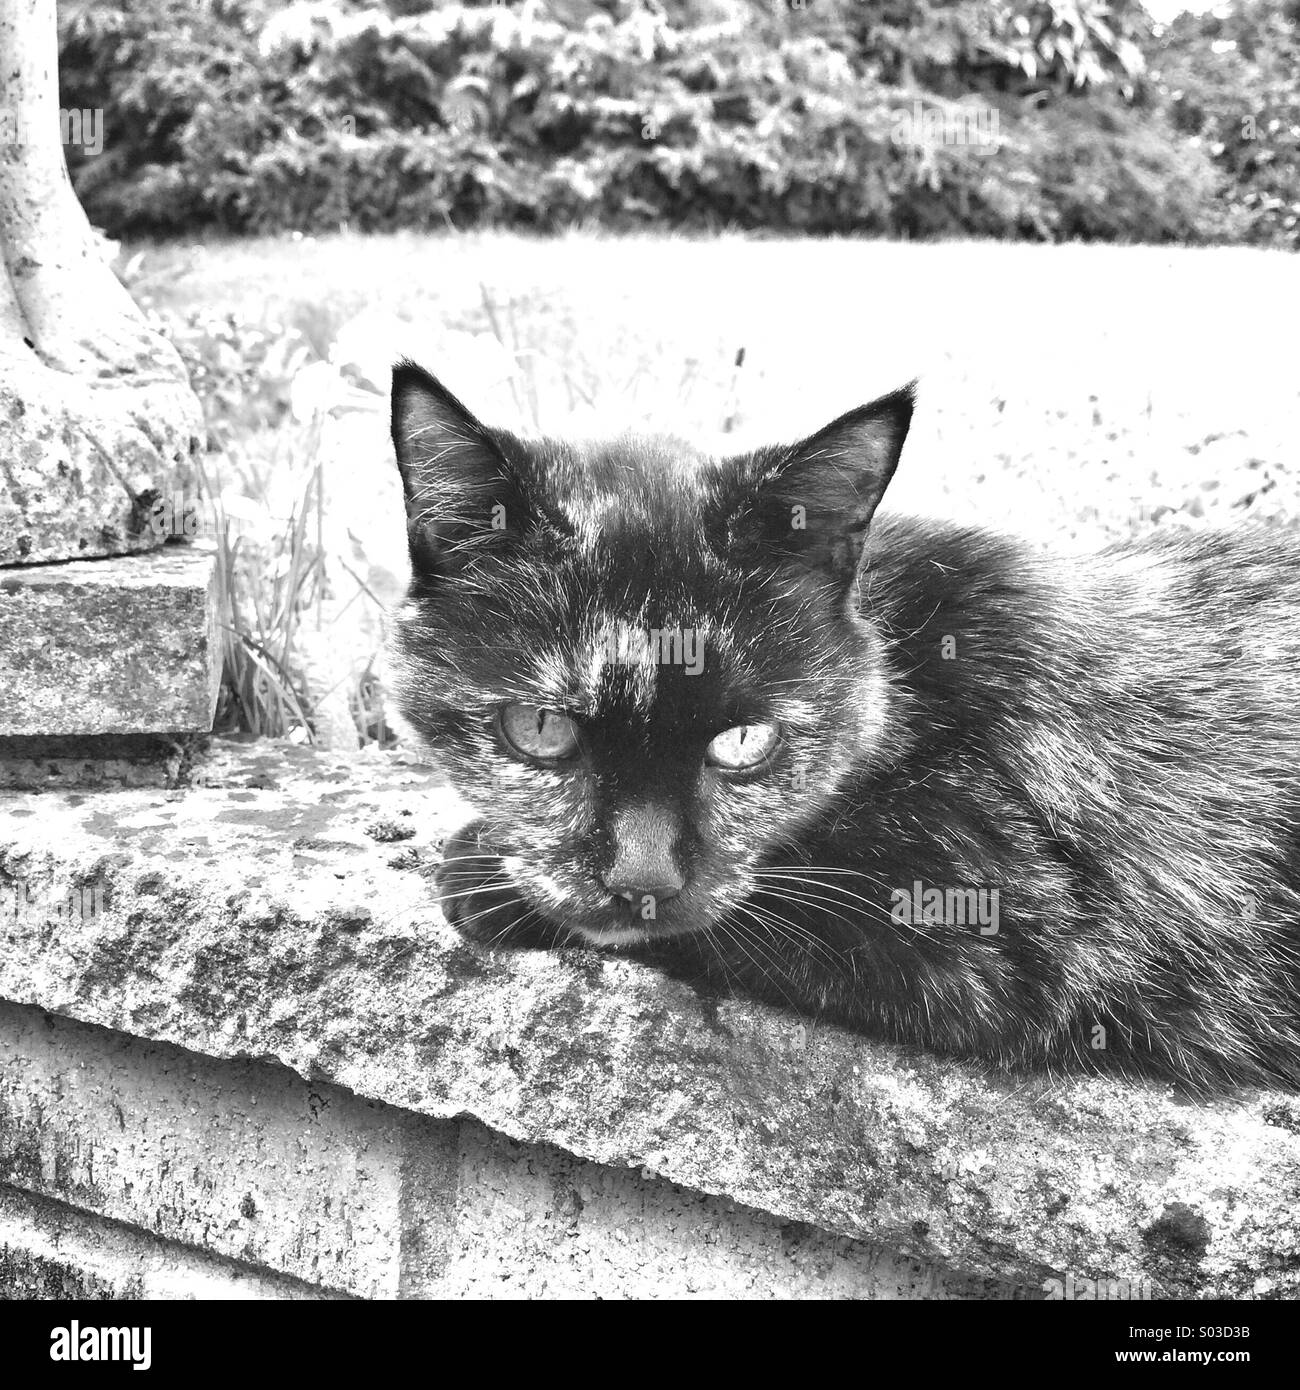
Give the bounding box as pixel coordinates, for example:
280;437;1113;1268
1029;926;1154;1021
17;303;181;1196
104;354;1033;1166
1;740;1297;1299
0;1003;1015;1299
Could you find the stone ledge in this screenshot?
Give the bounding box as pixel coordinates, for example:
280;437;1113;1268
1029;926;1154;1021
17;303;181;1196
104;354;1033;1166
0;734;210;791
0;739;1297;1298
0;542;220;736
0;1001;1014;1299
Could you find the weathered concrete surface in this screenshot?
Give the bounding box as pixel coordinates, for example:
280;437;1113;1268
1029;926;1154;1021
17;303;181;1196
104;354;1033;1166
0;542;220;735
0;1001;1017;1299
0;740;1297;1298
0;1183;331;1300
0;1001;417;1297
443;1115;1021;1298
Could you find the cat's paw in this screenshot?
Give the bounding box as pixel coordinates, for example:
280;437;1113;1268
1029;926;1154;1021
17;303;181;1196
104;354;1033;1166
434;820;559;949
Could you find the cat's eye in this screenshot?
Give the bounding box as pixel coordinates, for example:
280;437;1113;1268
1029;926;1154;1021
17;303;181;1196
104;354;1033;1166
706;722;781;771
498;703;581;761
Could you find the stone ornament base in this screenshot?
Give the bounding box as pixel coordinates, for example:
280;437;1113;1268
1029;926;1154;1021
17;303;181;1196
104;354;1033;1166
0;372;204;568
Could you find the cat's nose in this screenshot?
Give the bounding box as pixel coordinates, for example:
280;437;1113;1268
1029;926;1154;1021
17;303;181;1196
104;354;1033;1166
604;871;684;904
603;801;686;904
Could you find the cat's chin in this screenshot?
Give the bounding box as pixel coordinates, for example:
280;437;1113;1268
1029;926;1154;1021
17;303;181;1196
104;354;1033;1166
564;919;706;948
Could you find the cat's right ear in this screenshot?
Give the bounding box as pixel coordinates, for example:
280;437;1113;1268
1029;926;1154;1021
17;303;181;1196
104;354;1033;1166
711;382;915;593
391;360;534;584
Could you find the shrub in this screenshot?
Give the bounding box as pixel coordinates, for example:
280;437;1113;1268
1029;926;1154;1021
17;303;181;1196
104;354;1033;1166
1149;0;1300;248
56;0;1246;243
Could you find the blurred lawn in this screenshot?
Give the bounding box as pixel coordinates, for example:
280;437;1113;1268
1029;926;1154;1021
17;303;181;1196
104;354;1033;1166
138;228;1300;541
129;230;1300;742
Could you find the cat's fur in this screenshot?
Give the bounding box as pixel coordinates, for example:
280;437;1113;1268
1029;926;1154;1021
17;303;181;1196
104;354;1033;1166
388;360;1300;1092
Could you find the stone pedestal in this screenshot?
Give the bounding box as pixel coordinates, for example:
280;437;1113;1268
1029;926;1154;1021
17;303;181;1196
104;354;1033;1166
1;0;217;766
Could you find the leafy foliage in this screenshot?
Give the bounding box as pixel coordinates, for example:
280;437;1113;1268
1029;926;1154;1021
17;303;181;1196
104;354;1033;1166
55;1;1291;244
1149;0;1300;247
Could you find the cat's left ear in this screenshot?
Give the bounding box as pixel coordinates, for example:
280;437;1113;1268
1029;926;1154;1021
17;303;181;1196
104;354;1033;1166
712;382;915;590
391;360;536;585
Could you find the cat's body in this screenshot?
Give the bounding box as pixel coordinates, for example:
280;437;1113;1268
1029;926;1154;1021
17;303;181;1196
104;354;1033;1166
389;362;1300;1092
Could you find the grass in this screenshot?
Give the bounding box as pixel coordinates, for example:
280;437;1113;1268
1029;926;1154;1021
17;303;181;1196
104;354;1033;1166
126;229;1300;746
197;432;321;740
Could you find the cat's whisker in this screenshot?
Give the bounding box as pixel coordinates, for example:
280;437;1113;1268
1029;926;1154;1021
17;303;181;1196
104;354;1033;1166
740;900;850;977
732;899;844;983
449;897;529;938
695;917;747;990
753;872;878;898
751;886;898;935
754;872;901;911
719;908;811;1016
434;882;515;904
758;864;896;887
751;872;914;934
751;883;882;941
439;901;518;930
750;867;906;900
477;909;546;951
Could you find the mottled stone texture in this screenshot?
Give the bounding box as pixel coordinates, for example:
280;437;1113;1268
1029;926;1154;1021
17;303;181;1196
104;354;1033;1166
0;542;220;735
0;740;1297;1298
0;369;205;566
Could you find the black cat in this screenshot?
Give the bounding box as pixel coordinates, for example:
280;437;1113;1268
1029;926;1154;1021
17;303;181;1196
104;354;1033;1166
388;360;1300;1092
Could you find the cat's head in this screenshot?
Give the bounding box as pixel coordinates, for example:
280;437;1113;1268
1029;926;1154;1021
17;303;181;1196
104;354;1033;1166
389;361;913;946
